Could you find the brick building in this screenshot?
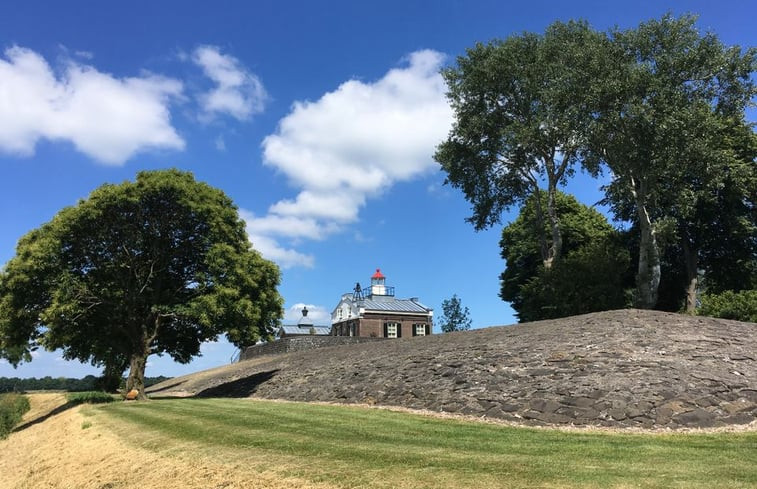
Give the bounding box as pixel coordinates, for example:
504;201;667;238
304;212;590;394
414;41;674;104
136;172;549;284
330;269;433;338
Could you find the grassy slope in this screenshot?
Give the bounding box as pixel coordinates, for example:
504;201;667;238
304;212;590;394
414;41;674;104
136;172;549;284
99;398;757;489
0;393;330;489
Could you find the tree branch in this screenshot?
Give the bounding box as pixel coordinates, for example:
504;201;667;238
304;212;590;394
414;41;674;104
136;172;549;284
138;261;156;295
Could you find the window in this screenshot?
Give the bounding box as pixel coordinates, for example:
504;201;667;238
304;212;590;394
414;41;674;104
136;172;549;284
384;322;400;338
413;323;427;336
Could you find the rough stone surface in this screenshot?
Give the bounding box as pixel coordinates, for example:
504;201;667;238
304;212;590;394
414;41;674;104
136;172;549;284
148;309;757;430
239;336;385;360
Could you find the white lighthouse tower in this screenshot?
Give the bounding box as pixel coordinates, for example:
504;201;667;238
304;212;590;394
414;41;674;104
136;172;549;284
368;268;394;299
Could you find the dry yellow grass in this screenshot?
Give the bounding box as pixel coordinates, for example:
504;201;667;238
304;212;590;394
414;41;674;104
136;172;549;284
0;393;337;489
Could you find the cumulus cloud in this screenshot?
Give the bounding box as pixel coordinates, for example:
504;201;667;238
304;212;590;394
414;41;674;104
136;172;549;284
0;46;185;165
193;45;267;121
284;303;331;324
245;213;341;241
248;50;453;268
239;210;315;268
248;233;315;269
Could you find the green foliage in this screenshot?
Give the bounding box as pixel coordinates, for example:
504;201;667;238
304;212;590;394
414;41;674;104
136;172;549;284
95;368;126;393
0;169;283;397
0;375;171;394
518;239;631;322
584;14;757;308
698;290;757;323
441;14;755;313
436;20;605;264
0;393;30;439
67;391;116;405
694;127;757;295
102;398;757;488
500;191;632;322
439;294;472;332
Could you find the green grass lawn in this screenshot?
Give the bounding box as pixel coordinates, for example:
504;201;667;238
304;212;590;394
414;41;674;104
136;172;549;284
97;398;757;489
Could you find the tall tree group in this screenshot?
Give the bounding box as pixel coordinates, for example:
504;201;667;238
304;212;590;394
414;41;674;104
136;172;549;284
437;14;756;320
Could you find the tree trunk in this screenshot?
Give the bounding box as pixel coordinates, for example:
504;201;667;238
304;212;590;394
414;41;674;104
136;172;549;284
532;190;552;269
546;185;563;266
635;202;661;309
682;238;699;314
125;351;148;400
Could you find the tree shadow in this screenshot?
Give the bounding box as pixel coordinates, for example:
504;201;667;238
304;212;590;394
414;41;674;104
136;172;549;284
195;369;279;398
13;401;76;433
146;379;190;394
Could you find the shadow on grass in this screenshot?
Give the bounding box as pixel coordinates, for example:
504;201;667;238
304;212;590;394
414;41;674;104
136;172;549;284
195;370;279;398
12;401;76;433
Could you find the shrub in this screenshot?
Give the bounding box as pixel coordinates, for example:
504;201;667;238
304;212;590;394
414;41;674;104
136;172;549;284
517;239;632;322
0;393;31;439
66;391;116;405
698;290;757;323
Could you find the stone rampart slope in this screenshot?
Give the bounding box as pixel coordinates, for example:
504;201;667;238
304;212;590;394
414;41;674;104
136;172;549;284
148;309;756;429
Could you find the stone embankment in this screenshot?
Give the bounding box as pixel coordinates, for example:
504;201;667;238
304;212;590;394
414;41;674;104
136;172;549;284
149;309;757;430
239;336;384;360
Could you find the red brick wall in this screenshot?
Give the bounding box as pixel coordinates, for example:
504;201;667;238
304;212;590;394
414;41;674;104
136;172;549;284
333;313;432;338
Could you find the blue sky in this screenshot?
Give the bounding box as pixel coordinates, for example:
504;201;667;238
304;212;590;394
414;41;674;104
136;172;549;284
1;1;754;378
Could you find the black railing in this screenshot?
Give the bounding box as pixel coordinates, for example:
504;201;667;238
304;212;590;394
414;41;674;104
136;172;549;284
368;285;394;296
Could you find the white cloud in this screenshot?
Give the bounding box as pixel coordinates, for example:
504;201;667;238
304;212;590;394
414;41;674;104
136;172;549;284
193;45;267;121
249;49;453;268
0;46;185;165
284;303;331;324
248;233;314;269
262;50;451;192
239;210;315;269
245;213;341;241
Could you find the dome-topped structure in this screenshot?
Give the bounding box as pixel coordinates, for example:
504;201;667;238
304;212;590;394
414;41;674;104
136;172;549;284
278;306;330;338
297;306;313;326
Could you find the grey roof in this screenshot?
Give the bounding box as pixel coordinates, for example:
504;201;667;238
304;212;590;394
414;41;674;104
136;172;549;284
298;316;314;327
361;298;432;314
280;325;331;335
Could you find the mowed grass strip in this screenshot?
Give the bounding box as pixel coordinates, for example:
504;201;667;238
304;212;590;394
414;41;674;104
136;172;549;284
100;398;757;489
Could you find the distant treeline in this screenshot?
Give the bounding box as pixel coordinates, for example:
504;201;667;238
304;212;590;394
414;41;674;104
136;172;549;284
0;375;172;393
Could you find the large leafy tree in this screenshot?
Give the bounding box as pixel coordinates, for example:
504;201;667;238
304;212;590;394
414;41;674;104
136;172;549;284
660;119;757;312
584;14;757;309
500;191;632;322
435;21;603;268
0;170;283;399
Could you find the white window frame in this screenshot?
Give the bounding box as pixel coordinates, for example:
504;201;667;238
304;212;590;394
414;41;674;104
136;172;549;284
414;324;426;336
386;322;398;338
